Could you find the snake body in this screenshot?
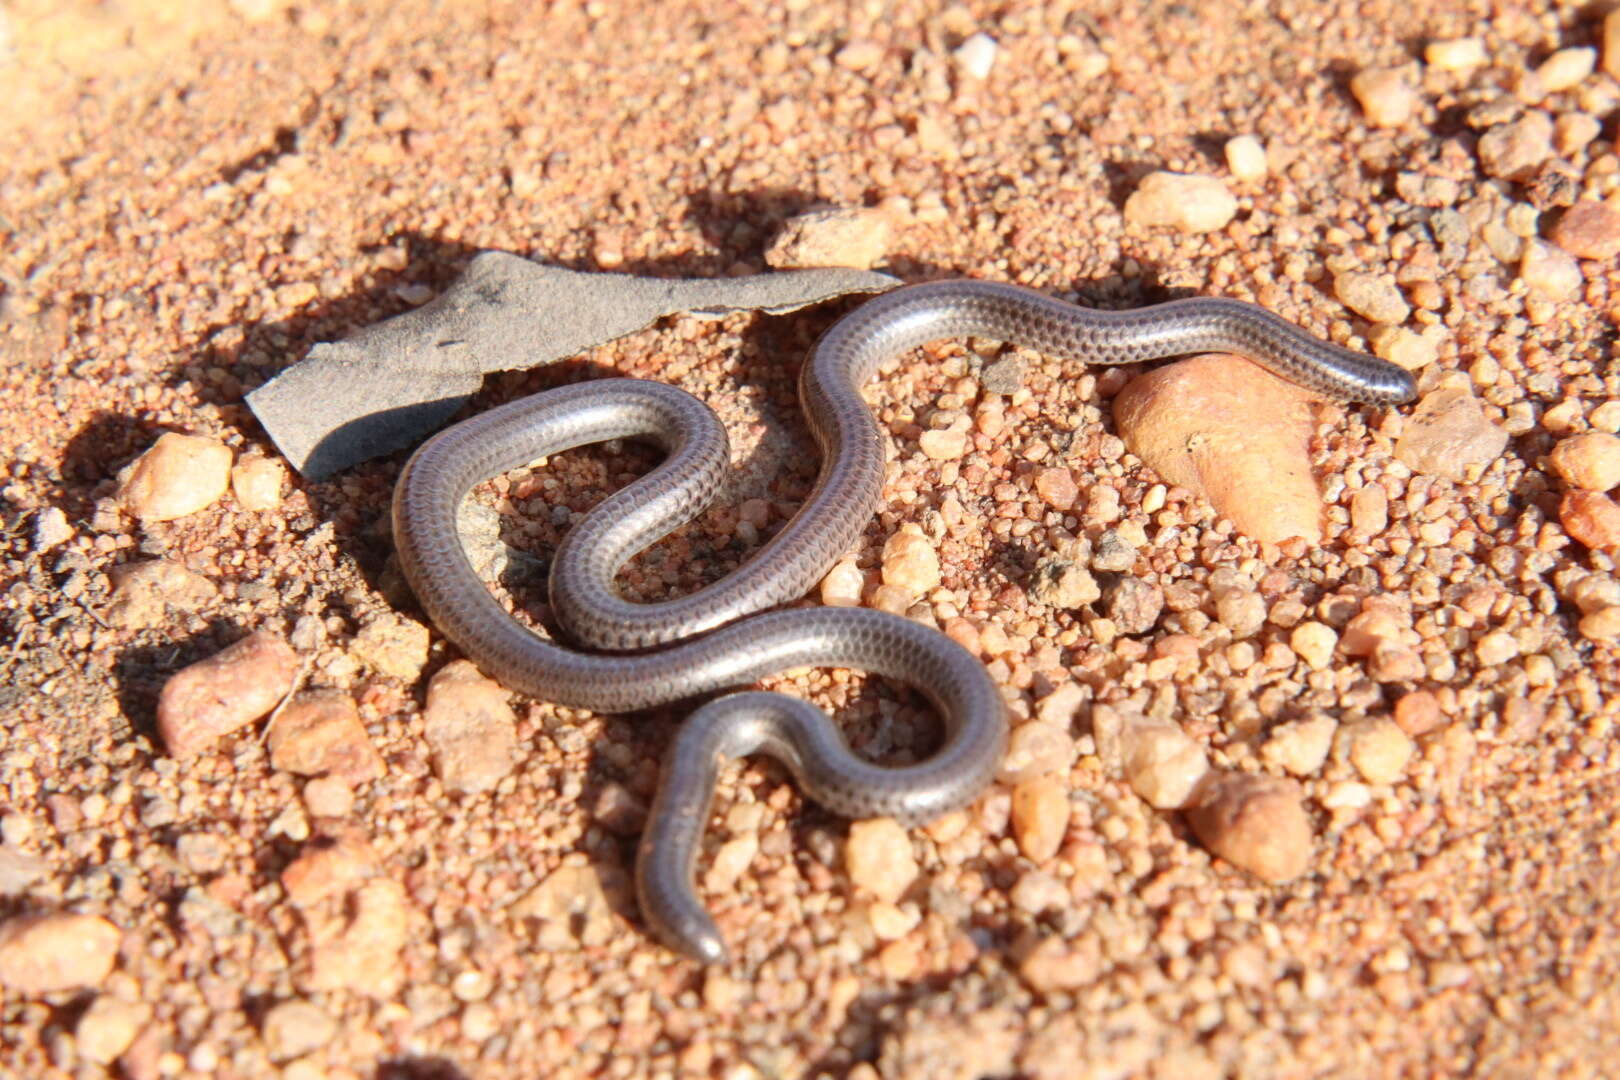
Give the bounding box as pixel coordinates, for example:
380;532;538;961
391;279;1416;962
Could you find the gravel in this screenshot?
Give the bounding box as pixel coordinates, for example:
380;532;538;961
2;1;1617;1076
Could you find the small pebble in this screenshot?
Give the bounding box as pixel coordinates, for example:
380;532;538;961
1104;577;1163;635
1475;630;1519;666
107;559;219;629
1549;433;1620;491
299;877;409;996
303;776;354;818
1561;491;1620;550
1554;113;1601;155
703;834;758;895
157;630;300;758
1290;621;1337;670
1516;238;1581;299
1425;38;1486;71
1123;171;1237;233
1339;717;1414;785
231;455;287;511
1262;714;1337;776
1033;466;1078;510
820;558;864;606
1120;718;1209;809
1186;772;1313;883
350;613;430;681
1008;870;1069;915
833;39;884;73
0;912;122;994
764;207;892;270
997;721;1075;784
1477;113;1554;181
1350;66;1419;127
1393;690;1445;736
1548;202;1620;260
1369;325;1439;370
845;819;916;903
262;999;338;1062
1010;776;1069;862
1215;589;1266;638
881;524;941;596
952;32;998;80
1035;681;1086;726
1535;47;1595;93
75;996;150;1065
1578;606;1620;641
1394;388;1509;481
1027;553;1100;609
1090;529;1137;572
117;433;233;523
0;847;48;896
918;425;969;460
1333;270;1410;324
512;863;620;950
1224;134;1267;180
30;506;72;552
1350;484;1389;534
266;690;384;785
422;660;520;795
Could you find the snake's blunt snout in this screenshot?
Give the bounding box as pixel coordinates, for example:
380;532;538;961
391;278;1412;961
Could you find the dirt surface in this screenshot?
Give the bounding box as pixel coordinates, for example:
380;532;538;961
2;1;1618;1078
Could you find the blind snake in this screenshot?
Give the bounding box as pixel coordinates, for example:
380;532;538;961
390;279;1417;963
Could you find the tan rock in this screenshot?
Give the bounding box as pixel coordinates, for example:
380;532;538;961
765;206;892;270
1123;171;1237;233
266;690;384;784
1113;355;1324;544
1187;772;1312;883
1551;432;1620;492
1011;776;1069;862
1561;490;1620;550
106;559;218;629
881;524;941;595
1425;38;1486;72
1120;718;1208;809
512;862;626;950
0;912;121;994
350;613;430;681
423;660;520;795
261;999;337;1062
845;818;917;903
1334;270;1410;324
157;630;300;758
1224;135;1267;181
997;721;1075;784
117;433;233;523
1536;47;1595;92
1520;238;1582;301
1262;714;1337;776
1549;202;1620;260
75;995;150;1065
1350;67;1419;127
819;558;864;607
230;455;287;511
297;877;408;996
1394;388;1508;481
1478;113;1554;181
1339;717;1414;785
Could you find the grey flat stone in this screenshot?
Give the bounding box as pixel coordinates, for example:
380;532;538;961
246;252;898;479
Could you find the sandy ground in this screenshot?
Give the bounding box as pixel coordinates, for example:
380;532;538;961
1;1;1618;1077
